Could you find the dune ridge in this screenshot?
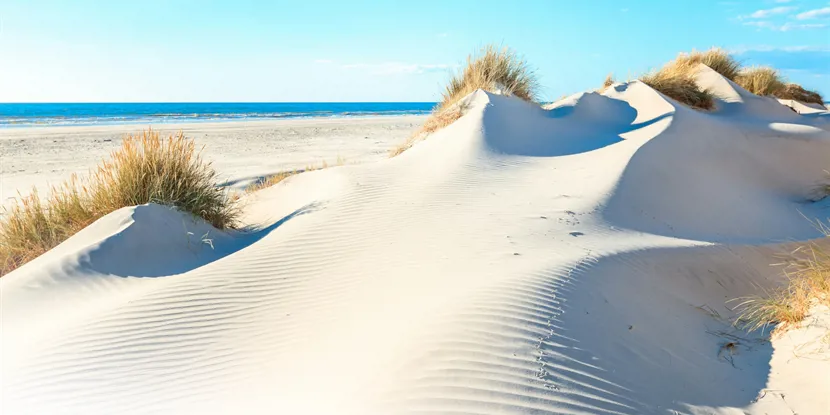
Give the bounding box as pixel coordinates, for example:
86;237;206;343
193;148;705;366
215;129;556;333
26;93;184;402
2;67;830;414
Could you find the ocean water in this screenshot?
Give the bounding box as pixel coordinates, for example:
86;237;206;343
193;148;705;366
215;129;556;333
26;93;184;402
0;102;436;128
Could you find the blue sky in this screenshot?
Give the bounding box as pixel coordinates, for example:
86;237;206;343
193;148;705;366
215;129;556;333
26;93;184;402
1;0;828;102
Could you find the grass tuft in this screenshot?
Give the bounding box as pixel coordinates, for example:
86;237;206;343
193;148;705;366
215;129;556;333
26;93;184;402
391;44;539;157
674;47;742;81
733;242;830;335
640;59;715;110
735;66;785;96
439;44;539;110
776;83;825;105
245;158;344;193
599;73;615;92
0;129;237;276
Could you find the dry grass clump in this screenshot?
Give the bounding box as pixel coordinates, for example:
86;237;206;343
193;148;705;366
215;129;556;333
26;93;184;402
245;158;344;193
640;61;715;110
439;45;539;110
674;48;741;81
776;83;825;105
391;45;539;157
598;73;615;92
0;130;237;276
733;242;830;335
735;66;785;96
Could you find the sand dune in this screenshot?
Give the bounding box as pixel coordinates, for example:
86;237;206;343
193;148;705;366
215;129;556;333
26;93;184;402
2;67;830;414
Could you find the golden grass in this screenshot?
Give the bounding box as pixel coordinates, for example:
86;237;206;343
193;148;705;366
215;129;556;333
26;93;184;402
439;45;539;110
640;59;715;110
390;45;539;157
735;66;785;96
0;130;237;276
245;158;344;193
674;48;741;81
776;83;825;105
733;242;830;335
596;73;615;93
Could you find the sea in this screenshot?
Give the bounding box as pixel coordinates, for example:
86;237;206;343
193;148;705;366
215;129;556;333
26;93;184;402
0;102;436;128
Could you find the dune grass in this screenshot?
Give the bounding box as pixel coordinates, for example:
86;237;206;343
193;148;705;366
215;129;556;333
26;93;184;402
391;45;539;157
674;48;742;81
776;83;825;106
640;59;715;110
735;66;785;97
599;74;615;92
0;130;237;276
245;158;344;193
733;241;830;335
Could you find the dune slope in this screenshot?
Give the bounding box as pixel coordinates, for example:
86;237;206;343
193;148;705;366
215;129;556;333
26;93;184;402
3;70;830;414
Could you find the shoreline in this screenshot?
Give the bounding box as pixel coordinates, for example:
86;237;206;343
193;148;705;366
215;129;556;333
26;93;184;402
1;115;426;206
0;114;427;138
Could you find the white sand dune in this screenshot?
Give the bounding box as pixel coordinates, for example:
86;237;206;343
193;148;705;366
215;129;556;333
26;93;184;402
3;66;830;414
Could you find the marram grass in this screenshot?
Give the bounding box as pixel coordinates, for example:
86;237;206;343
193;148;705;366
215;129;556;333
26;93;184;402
733;242;830;335
391;44;539;157
0;130;238;276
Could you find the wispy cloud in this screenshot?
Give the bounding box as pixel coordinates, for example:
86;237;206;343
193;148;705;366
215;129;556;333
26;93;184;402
436;33;448;38
743;6;797;18
743;20;827;31
341;62;454;75
796;7;830;19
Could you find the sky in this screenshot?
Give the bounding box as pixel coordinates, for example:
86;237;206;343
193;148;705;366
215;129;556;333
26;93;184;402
1;0;828;102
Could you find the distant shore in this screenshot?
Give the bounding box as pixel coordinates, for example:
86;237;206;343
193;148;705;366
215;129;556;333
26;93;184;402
0;115;426;205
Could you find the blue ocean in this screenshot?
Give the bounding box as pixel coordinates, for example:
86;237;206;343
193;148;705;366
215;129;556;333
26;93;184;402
0;102;436;128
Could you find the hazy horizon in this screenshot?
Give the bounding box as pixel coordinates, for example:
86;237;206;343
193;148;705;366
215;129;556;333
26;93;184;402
2;0;829;102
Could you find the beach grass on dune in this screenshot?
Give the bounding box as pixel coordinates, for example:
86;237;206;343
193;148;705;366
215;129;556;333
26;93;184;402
0;130;237;276
674;47;742;81
640;59;714;110
733;241;830;335
600;73;615;92
391;44;539;157
245;157;345;193
776;83;825;106
735;66;785;97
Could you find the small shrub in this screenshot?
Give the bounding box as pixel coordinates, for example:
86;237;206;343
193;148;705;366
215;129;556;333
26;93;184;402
733;242;830;335
674;48;741;81
0;130;237;276
776;83;825;105
640;61;714;110
735;66;785;96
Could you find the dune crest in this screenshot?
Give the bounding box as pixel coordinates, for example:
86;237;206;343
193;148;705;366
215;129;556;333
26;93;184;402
3;69;830;414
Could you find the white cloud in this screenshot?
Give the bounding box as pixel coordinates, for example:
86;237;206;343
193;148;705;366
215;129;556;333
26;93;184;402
436;33;448;38
745;6;797;18
796;7;830;19
743;20;827;31
341;62;454;75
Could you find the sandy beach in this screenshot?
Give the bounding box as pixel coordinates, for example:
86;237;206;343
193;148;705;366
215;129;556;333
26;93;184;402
4;62;830;414
0;115;426;205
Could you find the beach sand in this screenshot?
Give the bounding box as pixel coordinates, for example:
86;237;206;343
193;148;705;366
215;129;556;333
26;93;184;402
3;67;830;414
0;115;426;205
